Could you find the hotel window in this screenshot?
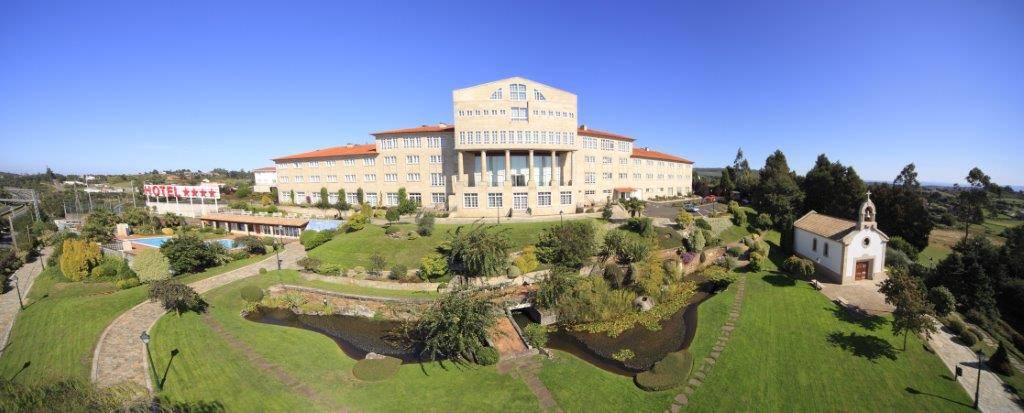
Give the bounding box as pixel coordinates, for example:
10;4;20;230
537;192;551;206
364;174;377;182
280;176;289;183
327;175;338;182
325;160;336;167
328;193;338;203
364;158;375;166
463;193;479;208
499;131;507;143
658;174;665;179
812;238;818;251
475;131;482;144
487;193;503;208
585;156;595;164
633;159;641;165
824;243;830;257
366;193;378;205
296;191;306;202
516;131;524;143
484;131;490;143
617;141;630;152
602;156;612;164
490;88;502;99
309;161;320;167
409;193;421;204
309;175;321;183
582;137;597;149
603;172;613;180
619;173;628;179
560;191;572;205
344;174;356;183
585;172;596;184
404;137;421;148
407;155;420;165
510;83;526;100
458;110;465;116
430;173;445;187
634;173;642;179
474;109;481;116
387;192;399;206
646;173;654;179
407;173;421;182
459;132;466;145
584;190;596;196
534;89;546;100
294;176;304;183
427;137;443;148
601;139;614;150
513;193;528;210
511;107;528;121
429;155;442;164
292;162;300;168
346;193;358;204
384;173;397;182
432;192;446;205
384;156;396;165
380;138;398;150
620;158;628;165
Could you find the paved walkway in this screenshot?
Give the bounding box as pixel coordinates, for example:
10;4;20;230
817;275;895;315
927;320;1024;413
91;242;305;391
669;275;748;412
0;248;50;358
499;357;562;413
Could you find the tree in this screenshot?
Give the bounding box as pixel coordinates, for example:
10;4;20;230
800;154;866;219
928;286;956;317
409;288;496;362
235;183;252;198
316;187;331;210
385;207;400;225
535;220;597;268
717;170;735;196
235;235;267;254
132;248;171;282
81;209;118;243
893;163;920;188
417;212;436;236
675;211;693;229
930;236;1002;318
369;252;387;275
869;183;934;250
446;224;513;278
356;187;365;204
148;281;207;316
160;234;218;274
622;198;645;217
753;150;803;252
396;187;417;215
59;239;102;281
419;252;448;280
335;189;350;212
729;148;759;198
954;168;994;242
879;267;937;350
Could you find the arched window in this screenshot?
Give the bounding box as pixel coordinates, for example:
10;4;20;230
534;89;546;100
490;88;502;100
862;237;871;247
863;206;875;222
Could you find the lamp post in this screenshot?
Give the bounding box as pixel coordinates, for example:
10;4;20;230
140;331;160;390
974;350;983;410
10;274;23;310
275;233;282;271
559;210;563;223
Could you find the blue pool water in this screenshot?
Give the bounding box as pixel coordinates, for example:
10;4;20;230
133;236;236;249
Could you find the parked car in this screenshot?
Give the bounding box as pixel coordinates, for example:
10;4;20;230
684;204;699;213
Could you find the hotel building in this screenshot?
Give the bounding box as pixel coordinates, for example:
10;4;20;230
272;77;694;218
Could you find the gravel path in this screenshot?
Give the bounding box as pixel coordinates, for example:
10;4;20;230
90;243;305;391
927;320;1024;413
0;248;51;358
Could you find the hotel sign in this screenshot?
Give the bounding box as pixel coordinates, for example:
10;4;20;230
143;184;220;199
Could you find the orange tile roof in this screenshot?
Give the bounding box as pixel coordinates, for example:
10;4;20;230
631;147;693;164
200;213;309;227
272;144;377;162
794;211;856;239
577;126;634;142
372;124;454;135
253;166;276;172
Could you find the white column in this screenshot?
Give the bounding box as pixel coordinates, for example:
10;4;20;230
481;150;488;187
528;150;534;186
457;151;465;183
550;150;557;186
504;150;511;188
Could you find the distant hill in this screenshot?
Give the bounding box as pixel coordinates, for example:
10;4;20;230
694;167;724;179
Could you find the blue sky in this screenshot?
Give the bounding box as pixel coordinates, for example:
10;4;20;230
2;0;1022;185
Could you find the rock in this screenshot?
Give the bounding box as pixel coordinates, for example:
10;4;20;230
675;394;689;404
365;352;387;360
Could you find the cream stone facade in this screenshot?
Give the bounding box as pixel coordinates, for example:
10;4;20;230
272;77;694;218
793;195;889;284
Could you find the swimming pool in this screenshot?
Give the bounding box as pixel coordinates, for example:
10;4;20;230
132;236;236;249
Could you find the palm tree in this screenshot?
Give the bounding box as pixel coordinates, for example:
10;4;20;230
622;198;645;217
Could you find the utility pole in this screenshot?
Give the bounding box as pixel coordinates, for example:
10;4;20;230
131;179;137;207
8;212;18;255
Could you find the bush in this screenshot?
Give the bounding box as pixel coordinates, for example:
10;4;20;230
724;256;740;271
727;246;745;257
385;207;400;224
702;267;737;292
299;230;335;250
369;252;387;275
417;212;436;236
681;252;696;265
351;356;402;381
475;347;500;366
419;253;448;280
946;314;967;336
235;235;266;254
523;324;548;348
885;247;912;270
783;255;815;278
616;238;651;264
384;226;400;236
626;217;654;237
612;348;636;361
753;213;773;231
601;203;613;220
514;245;540;274
748;252;769;272
635;350;693;391
228;250;250;261
536;221;597;268
888;236;920;261
59;239;102;281
959;329;978;347
929;286;957;317
989;343;1015;376
240;285;264;302
389;264;408;280
603;230;629;256
675;211;693;229
687;230;706;252
604;264;626;288
160;234;219;274
148;281;206;316
131;249;171;282
259;267;267;274
90;258;120;279
662;259;680;277
695;218;711;230
445;224;513;278
506;265;522;278
297;257;322;272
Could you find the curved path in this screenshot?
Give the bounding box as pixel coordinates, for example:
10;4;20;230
90;242;305;391
0;248;51;358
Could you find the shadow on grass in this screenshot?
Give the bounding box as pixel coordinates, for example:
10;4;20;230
829;306;888;331
762;273;795;287
905;387;973;408
826;332;897;362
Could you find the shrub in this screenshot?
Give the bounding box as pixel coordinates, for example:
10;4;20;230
989;343;1015;376
959;329;978;347
506;265;522;278
523;324;548;348
946;314;968;336
688;230;706;253
695;218;711;230
603;230;629;256
681;252;696;265
259;267;267;274
635;350;693;391
753;213;773;231
115;278;140;289
445;224;513;278
228;250;249;261
369;252;387;275
475;347;500;366
662;259;680;277
888;236;920;261
601;203;613;220
626;217;654;237
148;281;206;316
299;230;335;250
59;239;102;281
90;258;120;279
604;264;626;288
748;252;769;272
383;226;400;236
115;259;136;280
724;256;740;271
389;264;408;280
419;252;448;280
727;246;745;257
783;255;815;278
235;235;266;254
160;234;218;274
929;286;957;317
297;257;322;272
612;348;635;361
702;267;737;292
514;245;540;274
417;212;436;236
407;232;420;240
240;285;264;302
885;247;912;270
616;238;651;264
351;356;402;381
675;211;693;229
536;221;597;268
131;249;171;282
385;207;400;224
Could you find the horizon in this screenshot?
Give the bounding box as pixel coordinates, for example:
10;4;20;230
2;1;1022;186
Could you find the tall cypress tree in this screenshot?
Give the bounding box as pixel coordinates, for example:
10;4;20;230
753;150;804;252
801;154;867;219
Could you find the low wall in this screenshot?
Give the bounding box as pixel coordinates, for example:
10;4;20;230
266;284;429;320
297;268;551;292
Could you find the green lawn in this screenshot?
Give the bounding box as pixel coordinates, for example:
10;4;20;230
149;271;538;412
919;244;951;267
309;221;583;269
0;253;270;384
718;224;752;245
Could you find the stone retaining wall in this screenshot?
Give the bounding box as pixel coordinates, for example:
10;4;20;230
265;284;429;320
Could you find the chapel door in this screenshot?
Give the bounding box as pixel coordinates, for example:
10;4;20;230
855;261;870;280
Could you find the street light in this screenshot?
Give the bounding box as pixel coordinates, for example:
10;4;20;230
140;331;150;345
10;274;23;310
140;331;160;390
559;210;563;223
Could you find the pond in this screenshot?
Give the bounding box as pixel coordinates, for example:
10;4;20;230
245;306;424;362
512;291;710;376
